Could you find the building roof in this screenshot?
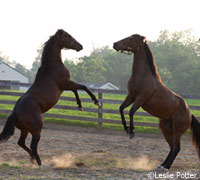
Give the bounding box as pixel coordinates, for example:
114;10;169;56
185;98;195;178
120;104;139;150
0;62;27;78
0;62;28;82
80;82;119;90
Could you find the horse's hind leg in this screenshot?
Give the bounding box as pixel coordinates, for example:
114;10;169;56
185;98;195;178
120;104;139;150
161;133;181;169
159;118;174;169
30;133;41;166
163;116;189;169
119;95;133;133
159;115;189;169
18;130;34;162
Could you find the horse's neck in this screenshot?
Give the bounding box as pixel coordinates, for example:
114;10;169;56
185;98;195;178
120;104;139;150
132;48;162;82
132;49;152;77
41;44;63;67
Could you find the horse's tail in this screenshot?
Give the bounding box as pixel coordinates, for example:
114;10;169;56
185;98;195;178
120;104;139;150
0;112;17;144
190;114;200;159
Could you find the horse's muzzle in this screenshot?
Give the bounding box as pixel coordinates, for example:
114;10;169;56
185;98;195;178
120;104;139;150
113;43;119;51
77;44;83;51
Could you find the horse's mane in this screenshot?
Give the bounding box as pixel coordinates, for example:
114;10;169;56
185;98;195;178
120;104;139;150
143;42;162;81
41;35;58;65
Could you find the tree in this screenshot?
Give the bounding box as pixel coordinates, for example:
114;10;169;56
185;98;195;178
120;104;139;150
33;29;200;95
99;47;132;89
151;29;200;94
0;51;9;64
64;46;132;89
14;63;29;78
29;47;42;82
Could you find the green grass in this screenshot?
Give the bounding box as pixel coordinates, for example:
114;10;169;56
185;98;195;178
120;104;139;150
1;90;200;134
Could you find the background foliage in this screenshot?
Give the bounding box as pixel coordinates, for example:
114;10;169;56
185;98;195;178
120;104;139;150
1;29;200;95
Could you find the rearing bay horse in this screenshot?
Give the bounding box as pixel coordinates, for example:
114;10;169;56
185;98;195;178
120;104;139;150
113;34;200;169
0;29;100;166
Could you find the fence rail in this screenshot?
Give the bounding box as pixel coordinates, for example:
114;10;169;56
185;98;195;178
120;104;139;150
1;81;200;130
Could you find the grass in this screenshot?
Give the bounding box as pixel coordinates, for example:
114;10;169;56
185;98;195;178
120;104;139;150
1;90;200;134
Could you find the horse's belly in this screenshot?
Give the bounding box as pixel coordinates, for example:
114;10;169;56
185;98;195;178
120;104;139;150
142;100;174;119
39;92;61;112
40;100;57;112
142;106;170;119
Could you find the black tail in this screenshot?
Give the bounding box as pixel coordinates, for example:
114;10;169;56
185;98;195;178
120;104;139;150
190;115;200;159
0;113;16;144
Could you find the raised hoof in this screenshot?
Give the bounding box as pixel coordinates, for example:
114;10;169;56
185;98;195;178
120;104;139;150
95;101;102;108
129;132;135;139
78;107;84;111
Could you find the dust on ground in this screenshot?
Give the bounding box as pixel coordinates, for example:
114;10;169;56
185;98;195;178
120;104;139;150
0;122;199;180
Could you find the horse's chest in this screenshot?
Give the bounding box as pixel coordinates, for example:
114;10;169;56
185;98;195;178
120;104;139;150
127;78;140;94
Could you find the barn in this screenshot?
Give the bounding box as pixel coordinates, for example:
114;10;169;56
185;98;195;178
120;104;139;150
0;62;28;91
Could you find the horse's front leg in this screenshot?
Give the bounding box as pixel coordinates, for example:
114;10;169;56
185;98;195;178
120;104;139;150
129;96;144;139
72;90;83;111
63;81;83;110
78;85;101;107
119;95;133;133
66;80;101;107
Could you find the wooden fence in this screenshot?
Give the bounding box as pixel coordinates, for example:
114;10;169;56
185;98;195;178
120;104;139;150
1;81;200;130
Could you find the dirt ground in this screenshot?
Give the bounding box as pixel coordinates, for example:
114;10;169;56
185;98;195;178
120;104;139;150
0;121;199;180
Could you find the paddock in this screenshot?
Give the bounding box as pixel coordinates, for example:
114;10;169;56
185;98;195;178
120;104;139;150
0;122;199;180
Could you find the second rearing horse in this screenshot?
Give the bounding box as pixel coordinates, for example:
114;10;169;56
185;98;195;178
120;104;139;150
113;34;200;170
0;29;100;166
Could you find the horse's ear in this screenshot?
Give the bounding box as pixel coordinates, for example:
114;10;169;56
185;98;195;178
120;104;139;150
56;29;64;38
141;36;146;42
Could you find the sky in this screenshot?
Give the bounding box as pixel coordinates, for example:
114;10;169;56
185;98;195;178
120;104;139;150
0;0;199;69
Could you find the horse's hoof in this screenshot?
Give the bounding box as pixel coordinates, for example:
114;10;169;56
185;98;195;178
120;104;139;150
40;163;49;168
156;165;168;172
129;132;135;139
78;107;84;111
95;101;102;107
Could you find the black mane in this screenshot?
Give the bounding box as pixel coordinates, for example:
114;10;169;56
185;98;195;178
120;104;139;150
41;35;57;65
143;42;157;76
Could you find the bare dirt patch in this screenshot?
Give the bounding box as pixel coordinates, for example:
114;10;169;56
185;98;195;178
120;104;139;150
0;122;199;179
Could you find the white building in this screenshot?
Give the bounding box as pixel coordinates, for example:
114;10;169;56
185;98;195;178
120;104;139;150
0;62;28;91
81;82;119;90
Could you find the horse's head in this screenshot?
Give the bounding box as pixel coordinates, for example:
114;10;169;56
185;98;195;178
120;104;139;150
113;34;146;54
55;29;83;51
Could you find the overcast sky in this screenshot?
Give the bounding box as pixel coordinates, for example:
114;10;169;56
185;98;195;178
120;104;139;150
0;0;199;68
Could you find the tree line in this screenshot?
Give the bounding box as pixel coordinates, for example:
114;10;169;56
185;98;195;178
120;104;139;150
1;30;200;95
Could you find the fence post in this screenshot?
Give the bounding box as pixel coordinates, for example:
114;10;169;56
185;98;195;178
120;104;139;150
97;91;103;129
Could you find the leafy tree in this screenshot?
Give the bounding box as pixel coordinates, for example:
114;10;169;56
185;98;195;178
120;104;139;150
150;29;200;94
14;63;29;78
29;29;200;95
64;46;132;89
29;48;42;82
0;51;9;64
